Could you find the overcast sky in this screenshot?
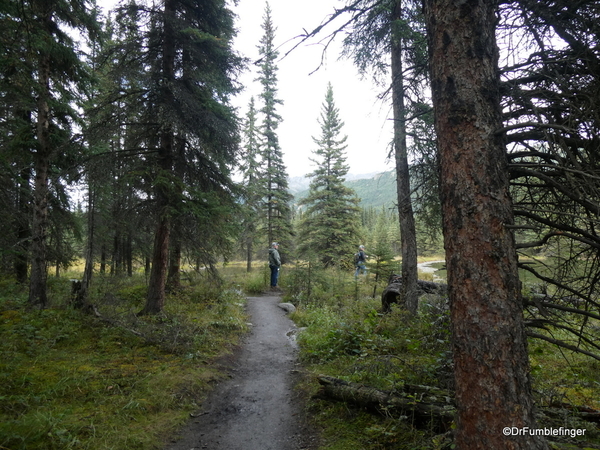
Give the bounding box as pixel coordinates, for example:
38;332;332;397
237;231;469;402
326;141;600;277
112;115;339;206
97;0;394;178
233;0;394;178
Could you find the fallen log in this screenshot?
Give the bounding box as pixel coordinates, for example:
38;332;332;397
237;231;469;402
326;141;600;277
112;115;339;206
316;375;600;435
381;274;448;312
315;375;455;432
545;402;600;425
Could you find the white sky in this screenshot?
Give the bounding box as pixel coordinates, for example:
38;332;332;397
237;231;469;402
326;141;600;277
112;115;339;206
96;0;394;178
233;0;394;177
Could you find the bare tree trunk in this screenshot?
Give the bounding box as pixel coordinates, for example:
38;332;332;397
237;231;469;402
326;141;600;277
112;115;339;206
15;164;31;284
75;183;95;309
423;0;547;448
100;244;106;273
167;227;181;292
142;215;170;315
316;375;454;432
126;233;133;277
111;232;121;276
246;237;253;272
391;0;419;315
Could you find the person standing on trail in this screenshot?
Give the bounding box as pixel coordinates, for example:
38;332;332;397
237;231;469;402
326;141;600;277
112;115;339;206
354;245;368;278
269;242;281;289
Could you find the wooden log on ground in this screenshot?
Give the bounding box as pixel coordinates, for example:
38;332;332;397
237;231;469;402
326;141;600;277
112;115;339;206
316;375;600;436
315;375;455;432
381;274;448;312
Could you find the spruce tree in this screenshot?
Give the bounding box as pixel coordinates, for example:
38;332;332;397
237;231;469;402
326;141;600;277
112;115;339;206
297;83;360;267
240;97;263;271
0;0;99;307
256;2;293;258
101;0;243;314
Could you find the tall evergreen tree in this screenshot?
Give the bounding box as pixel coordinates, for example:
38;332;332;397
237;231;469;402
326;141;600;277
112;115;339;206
297;83;360;267
101;0;242;314
295;0;428;312
0;0;99;307
256;2;293;257
239;97;263;271
390;0;421;314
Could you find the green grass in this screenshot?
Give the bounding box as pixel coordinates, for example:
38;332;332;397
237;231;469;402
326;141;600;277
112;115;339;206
284;259;600;449
3;257;599;450
0;273;249;450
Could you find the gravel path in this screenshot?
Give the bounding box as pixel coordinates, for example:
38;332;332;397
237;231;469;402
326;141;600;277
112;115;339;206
165;294;319;450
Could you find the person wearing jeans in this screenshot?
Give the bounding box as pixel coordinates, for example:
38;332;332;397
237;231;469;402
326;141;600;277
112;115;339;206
354;245;368;278
269;242;281;288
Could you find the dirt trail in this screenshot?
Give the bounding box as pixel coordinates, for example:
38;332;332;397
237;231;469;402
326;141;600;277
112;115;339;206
165;294;319;450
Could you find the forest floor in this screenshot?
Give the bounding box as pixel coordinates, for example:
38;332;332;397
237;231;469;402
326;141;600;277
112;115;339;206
164;292;320;450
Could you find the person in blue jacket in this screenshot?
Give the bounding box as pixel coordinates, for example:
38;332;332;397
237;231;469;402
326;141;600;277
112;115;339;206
354;245;368;278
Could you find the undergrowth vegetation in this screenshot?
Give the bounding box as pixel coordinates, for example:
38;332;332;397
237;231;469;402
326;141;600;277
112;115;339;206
0;269;253;450
282;262;600;449
2;260;599;449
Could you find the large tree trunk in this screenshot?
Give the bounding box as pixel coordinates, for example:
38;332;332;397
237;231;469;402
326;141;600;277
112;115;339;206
166;226;181;292
391;0;419;315
423;0;547;448
142;215;170;315
139;0;176;315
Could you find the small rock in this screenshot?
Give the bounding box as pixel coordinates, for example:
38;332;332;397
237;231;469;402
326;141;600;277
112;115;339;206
278;302;296;314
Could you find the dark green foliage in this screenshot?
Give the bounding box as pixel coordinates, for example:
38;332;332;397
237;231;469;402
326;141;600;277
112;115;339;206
0;0;100;306
256;3;294;257
368;211;397;287
239;97;264;270
86;0;244;313
297;84;361;268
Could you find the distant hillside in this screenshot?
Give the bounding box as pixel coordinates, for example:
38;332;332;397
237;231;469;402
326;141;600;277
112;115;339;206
348;171;396;209
288;171;381;195
291;170;396;211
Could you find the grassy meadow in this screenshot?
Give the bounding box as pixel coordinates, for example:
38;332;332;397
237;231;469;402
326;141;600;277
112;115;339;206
1;259;599;449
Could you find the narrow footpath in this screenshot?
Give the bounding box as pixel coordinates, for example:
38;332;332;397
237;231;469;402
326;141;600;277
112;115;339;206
165;294;319;450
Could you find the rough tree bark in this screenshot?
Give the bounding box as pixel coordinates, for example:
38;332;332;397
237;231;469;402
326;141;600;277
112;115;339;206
139;0;176;315
166;228;181;292
391;0;420;315
423;0;548;448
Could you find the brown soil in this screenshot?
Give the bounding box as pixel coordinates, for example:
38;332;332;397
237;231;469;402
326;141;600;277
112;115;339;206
165;293;320;450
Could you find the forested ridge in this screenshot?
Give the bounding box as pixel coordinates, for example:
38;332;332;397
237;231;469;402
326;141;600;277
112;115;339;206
2;0;600;448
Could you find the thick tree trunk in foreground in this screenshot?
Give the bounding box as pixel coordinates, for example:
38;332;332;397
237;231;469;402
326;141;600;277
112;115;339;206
391;0;419;315
423;0;547;448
